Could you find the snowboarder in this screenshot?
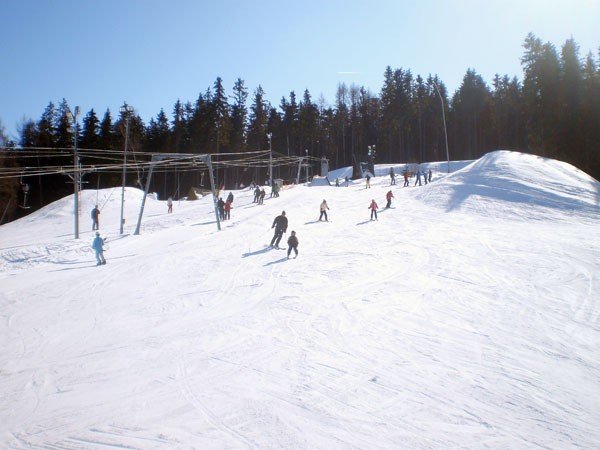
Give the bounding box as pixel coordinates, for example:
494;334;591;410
385;190;394;209
270;211;288;249
91;205;100;230
258;188;266;205
368;199;379;220
167;196;173;213
287;230;299;259
319;199;329;221
224;200;232;220
389;167;396;185
366;173;371;189
91;232;106;266
217;197;225;220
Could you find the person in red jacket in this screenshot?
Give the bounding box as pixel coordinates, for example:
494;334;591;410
224;200;232;220
368;199;378;220
385;190;394;209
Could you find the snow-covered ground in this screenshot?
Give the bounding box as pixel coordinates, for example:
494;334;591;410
1;150;598;449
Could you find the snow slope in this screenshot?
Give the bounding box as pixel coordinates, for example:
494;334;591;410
1;151;598;449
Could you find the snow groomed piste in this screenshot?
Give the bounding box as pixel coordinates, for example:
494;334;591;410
0;150;598;448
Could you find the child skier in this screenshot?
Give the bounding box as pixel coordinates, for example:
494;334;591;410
368;199;379;220
385;190;394;209
287;231;299;259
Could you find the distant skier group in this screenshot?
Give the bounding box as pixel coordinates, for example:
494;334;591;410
88;166;438;267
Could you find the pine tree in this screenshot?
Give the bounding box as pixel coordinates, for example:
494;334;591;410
247;85;269;151
98;109;114;150
581;51;600;178
54;98;75;150
35;102;56;148
280;91;299;156
450;69;493;159
212;77;231;154
558;38;584;166
171;100;188;153
81;109;100;149
230;78;248;154
298;89;319;157
334;83;350;168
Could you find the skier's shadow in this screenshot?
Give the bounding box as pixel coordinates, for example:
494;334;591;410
264;257;288;266
242;247;272;257
356;219;374;225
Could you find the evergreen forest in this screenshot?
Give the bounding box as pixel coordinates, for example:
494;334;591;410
0;33;598;222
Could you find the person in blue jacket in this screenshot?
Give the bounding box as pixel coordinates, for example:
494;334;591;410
92;232;106;266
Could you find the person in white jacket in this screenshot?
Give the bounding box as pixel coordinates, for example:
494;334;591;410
319;199;330;222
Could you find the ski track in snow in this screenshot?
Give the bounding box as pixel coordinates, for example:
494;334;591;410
0;151;599;449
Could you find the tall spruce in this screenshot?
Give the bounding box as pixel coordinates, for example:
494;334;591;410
247;85;269;151
81;109;100;149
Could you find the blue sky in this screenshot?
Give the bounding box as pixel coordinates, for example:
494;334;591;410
1;0;598;140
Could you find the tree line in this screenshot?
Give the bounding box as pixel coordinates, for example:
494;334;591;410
1;33;598;222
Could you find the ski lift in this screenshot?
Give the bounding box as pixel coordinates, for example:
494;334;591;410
19;175;31;209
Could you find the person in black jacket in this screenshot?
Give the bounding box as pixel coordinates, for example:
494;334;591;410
270;211;288;248
217;197;225;220
287;230;298;259
91;205;100;230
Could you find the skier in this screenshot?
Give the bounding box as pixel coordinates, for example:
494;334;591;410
414;167;422;186
366;173;371;189
91;205;100;230
428;169;432;183
423;169;428;185
259;188;266;205
224;200;232;220
253;186;261;203
368;199;379;220
217;197;225;220
389;167;396;185
335;178;339;187
272;183;280;198
270;211;288;249
287;230;299;259
319;199;329;221
403;170;409;187
226;191;234;204
345;176;349;186
167;196;173;213
385;190;394;209
91;232;106;266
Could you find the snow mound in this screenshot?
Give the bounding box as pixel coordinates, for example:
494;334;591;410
414;150;600;221
309;176;331;186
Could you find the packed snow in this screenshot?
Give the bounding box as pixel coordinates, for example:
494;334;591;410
1;150;598;449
